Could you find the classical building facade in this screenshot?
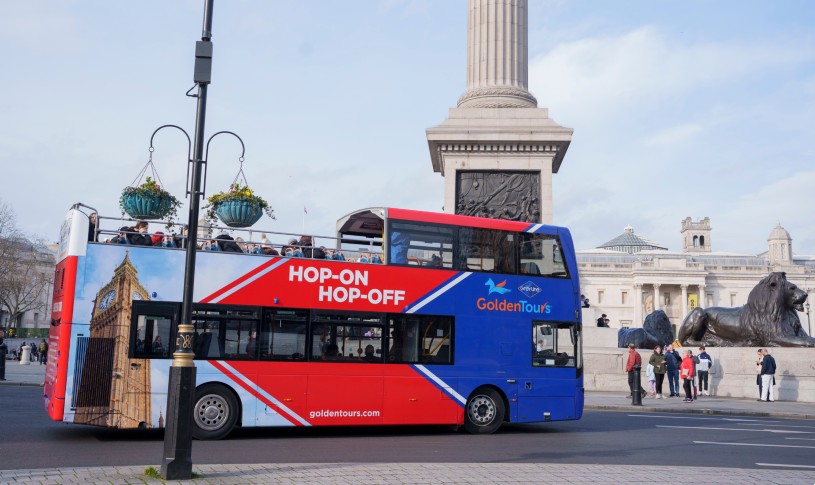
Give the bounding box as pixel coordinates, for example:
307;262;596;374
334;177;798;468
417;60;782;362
578;219;815;335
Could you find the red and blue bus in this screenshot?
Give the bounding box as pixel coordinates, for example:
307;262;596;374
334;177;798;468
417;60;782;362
44;205;583;439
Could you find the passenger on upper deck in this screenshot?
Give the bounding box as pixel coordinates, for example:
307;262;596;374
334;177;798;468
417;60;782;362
214;234;242;253
283;238;303;258
390;231;409;264
127;221;153;246
87;213;98;242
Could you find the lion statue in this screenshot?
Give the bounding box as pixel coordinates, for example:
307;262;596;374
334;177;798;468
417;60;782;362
678;272;813;347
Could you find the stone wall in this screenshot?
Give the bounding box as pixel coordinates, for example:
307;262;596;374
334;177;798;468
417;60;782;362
583;346;815;403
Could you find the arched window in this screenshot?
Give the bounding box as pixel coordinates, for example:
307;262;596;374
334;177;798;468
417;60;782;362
693;235;699;247
699;235;705;247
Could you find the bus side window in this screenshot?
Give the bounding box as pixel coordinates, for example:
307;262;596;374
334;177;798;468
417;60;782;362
133;315;172;359
520;233;569;278
260;310;307;361
388;315;453;365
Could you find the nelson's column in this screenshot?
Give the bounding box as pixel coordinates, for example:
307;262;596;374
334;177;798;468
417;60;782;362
426;0;572;224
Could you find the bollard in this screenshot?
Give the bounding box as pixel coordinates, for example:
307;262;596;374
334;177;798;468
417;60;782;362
632;364;643;406
0;342;6;380
20;345;31;366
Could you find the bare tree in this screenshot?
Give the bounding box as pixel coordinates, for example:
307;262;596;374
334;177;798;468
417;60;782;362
0;199;52;333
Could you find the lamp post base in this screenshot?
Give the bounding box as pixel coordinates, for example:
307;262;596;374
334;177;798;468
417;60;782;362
160;364;197;480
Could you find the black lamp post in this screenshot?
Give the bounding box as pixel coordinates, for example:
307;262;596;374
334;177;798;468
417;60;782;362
157;0;216;479
806;301;811;337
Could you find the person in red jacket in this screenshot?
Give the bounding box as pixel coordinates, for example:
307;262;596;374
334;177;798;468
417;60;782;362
625;344;646;399
680;349;696;402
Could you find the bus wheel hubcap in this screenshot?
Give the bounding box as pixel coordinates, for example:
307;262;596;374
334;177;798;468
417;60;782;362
468;396;495;425
195;394;229;431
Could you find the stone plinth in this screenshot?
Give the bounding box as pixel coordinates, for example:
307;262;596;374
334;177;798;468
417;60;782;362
583;347;815;402
426;108;572;224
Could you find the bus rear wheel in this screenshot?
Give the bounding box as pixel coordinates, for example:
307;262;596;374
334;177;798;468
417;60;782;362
192;384;238;440
464;387;504;434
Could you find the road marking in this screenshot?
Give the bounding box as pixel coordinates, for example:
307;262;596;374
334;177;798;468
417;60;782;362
627;414;779;423
756;463;815;469
657;425;812;434
694;441;815;449
741;423;815;429
786;438;815;441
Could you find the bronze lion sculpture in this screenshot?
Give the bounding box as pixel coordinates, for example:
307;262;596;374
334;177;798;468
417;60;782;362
678;272;813;347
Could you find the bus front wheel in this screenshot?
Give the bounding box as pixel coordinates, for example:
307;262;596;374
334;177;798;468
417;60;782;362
192;384;239;440
464;387;504;434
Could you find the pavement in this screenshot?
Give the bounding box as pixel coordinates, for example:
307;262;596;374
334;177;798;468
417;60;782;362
3;364;815;483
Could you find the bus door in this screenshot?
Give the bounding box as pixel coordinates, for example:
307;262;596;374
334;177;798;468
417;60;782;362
255;309;310;425
519;321;579;422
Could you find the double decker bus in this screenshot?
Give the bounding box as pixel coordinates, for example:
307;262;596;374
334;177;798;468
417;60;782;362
44;205;583;439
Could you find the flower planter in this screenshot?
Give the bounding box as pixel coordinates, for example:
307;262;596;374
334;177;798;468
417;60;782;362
121;192;175;220
215;199;263;228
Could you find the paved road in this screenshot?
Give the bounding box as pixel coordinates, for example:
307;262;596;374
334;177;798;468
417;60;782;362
2;387;814;473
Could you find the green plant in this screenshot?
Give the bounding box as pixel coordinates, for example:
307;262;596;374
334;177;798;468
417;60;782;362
205;183;275;223
143;466;199;480
120;176;182;221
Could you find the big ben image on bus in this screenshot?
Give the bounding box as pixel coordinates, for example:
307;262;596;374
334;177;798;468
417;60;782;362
72;252;152;428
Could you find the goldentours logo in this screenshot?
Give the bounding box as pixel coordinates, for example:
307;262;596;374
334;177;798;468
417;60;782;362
476;277;551;314
518;281;542;298
485;278;511;295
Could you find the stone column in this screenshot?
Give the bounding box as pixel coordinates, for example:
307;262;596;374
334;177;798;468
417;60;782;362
653;283;662;311
699;284;706;308
426;0;573;225
634;284;643;325
459;0;537;109
681;284;688;320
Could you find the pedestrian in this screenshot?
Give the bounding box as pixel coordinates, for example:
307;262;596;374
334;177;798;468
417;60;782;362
755;349;764;399
697;346;713;396
597;314;608;328
687;349;698;400
648;345;667;399
664;344;682;398
625;343;647;400
680;349;695;402
760;349;777;402
38;339;48;365
646;361;656;397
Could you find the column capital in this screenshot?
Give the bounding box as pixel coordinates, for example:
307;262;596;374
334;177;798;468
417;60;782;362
680;284;688;290
653;282;661;289
634;283;643;289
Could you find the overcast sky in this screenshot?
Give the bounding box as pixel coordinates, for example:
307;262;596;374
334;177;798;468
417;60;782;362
2;0;813;255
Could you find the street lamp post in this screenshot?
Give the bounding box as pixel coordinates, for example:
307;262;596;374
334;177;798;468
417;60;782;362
160;0;214;480
805;301;811;337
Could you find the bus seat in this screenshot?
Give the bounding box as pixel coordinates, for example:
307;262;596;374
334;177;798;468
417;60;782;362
434;345;450;364
521;262;541;275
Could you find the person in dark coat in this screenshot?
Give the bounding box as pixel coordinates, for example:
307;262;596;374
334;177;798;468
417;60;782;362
214;234;242;253
760;349;777;402
87;213;98;242
648;346;667;399
664;344;682;397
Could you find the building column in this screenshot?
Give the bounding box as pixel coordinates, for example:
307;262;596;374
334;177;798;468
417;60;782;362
634;283;643;325
681;284;688;319
653;283;661;311
699;284;706;308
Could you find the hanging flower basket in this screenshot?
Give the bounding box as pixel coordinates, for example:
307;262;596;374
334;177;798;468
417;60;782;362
206;183;274;228
120;176;181;220
215;199;263;228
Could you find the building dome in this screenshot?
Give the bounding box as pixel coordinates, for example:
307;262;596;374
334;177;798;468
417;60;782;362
768;223;791;241
598;226;667;254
